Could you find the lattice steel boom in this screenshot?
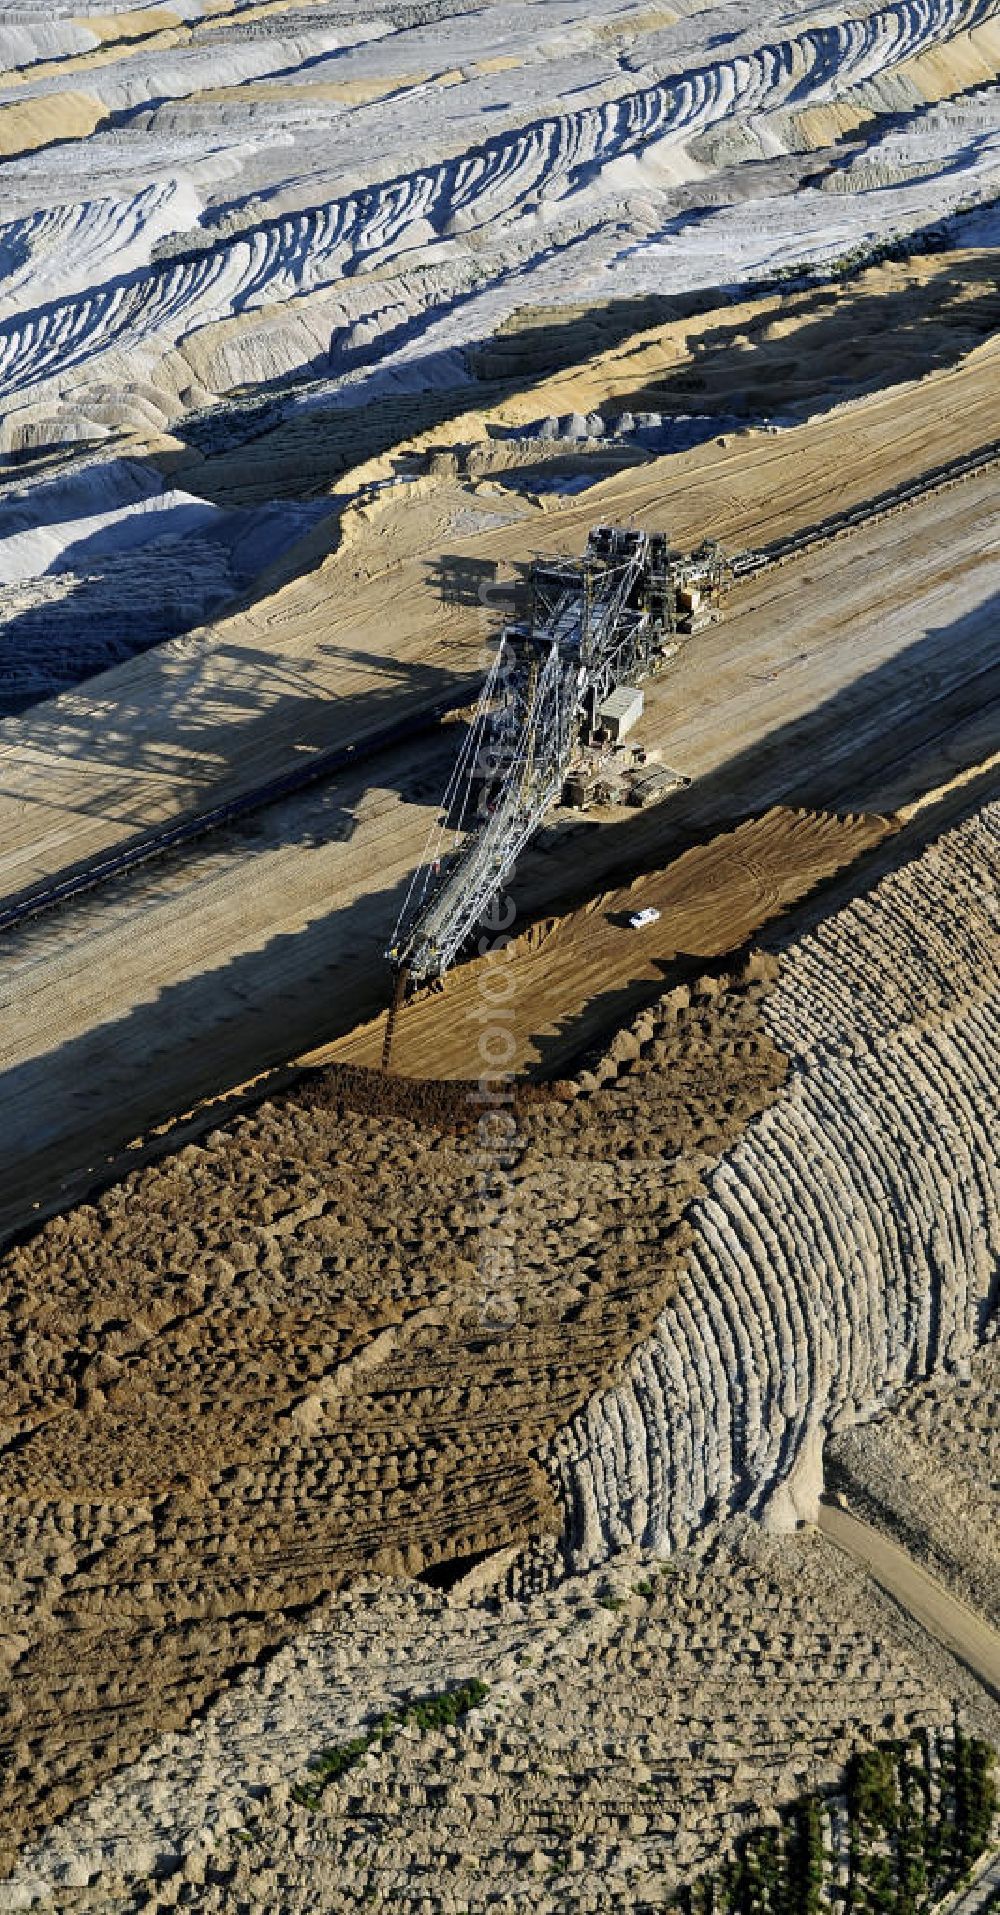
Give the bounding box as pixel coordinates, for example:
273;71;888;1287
388;525;727;987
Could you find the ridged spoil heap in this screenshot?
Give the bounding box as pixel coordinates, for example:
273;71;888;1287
9;1522;997;1911
0;959;784;1863
557;798;1000;1561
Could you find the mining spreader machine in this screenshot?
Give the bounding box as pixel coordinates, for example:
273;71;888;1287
384;524;728;1055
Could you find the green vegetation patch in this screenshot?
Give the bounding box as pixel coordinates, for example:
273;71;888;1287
670;1727;997;1914
291;1678;490;1812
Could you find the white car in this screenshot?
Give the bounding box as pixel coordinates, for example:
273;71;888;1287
627;906;661;929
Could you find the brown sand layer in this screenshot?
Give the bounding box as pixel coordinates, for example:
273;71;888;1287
166;246;1000;509
0;465;992;1249
0;959;784;1866
323;805;892;1079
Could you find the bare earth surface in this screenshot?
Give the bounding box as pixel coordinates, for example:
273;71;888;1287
323;806;893;1078
0;310;996;896
818;1502;1000;1702
0;0;999;1902
0;460;996;1242
1;784;998;1907
0;959;789;1871
828;1340;1000;1630
7;1523;999;1912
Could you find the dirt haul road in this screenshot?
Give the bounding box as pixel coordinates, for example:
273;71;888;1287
0;463;996;1243
818;1503;1000;1703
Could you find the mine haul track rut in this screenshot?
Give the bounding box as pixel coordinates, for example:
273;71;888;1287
2;432;998;949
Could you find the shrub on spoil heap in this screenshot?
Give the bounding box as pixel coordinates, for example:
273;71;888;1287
290;1679;490;1812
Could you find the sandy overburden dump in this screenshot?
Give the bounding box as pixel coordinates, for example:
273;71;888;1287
0;0;998;1902
559;795;1000;1561
0;957;787;1866
0;784;997;1898
9;1524;1000;1910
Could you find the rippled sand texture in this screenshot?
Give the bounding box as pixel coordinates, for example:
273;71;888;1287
557;797;1000;1559
0;0;998;704
0;3;998;1905
8;1526;999;1911
2;0;999;416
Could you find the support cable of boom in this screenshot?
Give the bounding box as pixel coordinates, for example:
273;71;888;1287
393;639;562;977
389;526;672;986
389;642;504;955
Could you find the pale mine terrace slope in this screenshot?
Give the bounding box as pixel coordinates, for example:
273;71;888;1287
0;806;999;1905
0;0;997;720
7;1528;999;1912
556;795;1000;1562
0;0;997;444
0;0;997;440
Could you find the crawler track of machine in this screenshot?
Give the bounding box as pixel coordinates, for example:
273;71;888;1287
732;436;1000;578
